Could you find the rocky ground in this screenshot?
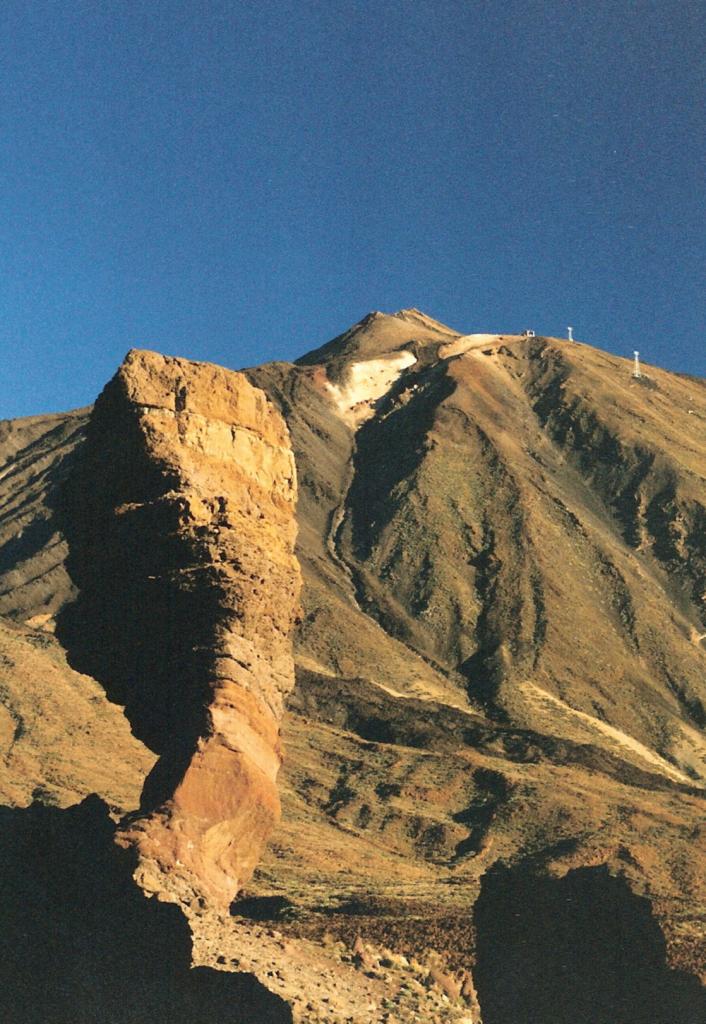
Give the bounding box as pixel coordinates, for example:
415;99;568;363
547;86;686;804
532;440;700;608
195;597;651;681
194;910;480;1024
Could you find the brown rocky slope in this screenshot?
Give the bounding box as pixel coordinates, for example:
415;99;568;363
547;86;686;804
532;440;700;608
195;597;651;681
0;313;705;1023
244;311;706;1018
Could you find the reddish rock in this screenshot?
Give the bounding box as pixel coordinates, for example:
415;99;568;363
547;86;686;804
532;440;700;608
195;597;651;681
61;349;301;906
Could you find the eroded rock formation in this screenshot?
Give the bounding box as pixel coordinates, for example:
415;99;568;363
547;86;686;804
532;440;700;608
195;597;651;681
57;349;300;905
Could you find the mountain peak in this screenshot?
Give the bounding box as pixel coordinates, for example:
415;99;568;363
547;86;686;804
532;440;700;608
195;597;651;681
392;307;457;332
296;307;459;368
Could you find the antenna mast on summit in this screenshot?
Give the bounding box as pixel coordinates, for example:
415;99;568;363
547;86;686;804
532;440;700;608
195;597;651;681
632;351;642;378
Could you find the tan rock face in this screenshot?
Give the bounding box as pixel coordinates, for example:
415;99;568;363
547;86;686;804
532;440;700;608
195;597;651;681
58;349;300;906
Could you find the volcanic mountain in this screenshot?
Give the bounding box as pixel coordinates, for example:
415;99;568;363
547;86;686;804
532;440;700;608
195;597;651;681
0;310;704;1023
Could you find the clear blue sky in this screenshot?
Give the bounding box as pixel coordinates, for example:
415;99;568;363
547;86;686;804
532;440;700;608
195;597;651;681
1;0;704;418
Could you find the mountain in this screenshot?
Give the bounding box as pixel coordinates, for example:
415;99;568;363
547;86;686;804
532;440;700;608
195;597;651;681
0;312;704;1023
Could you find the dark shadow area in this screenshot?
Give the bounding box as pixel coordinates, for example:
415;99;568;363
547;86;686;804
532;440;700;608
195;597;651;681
0;796;292;1024
458;532;508;715
231;895;296;922
0;516;56;574
53;376;216;809
348;713;396;745
474;862;706;1024
452;768;510;860
345;363;455;562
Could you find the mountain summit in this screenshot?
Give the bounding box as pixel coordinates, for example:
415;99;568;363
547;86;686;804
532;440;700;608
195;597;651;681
297;307;457;363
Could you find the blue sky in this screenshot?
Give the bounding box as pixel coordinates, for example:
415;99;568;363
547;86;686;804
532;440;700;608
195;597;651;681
1;0;704;417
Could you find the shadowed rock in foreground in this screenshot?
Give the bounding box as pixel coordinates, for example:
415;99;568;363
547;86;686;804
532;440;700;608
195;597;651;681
0;796;291;1024
474;862;706;1024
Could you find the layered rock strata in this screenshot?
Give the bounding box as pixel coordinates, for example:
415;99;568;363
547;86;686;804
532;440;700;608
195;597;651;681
58;349;300;906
